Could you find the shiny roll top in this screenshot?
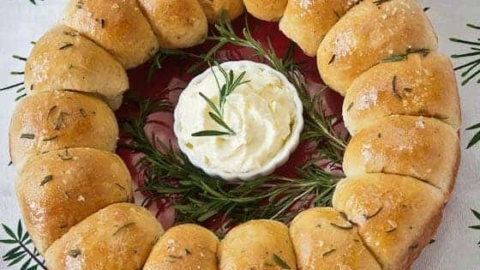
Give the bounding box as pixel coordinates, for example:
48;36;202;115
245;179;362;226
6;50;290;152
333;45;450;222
10;0;461;269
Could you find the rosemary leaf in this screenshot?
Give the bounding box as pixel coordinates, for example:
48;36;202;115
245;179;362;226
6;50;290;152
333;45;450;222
273;254;291;269
191;130;231;137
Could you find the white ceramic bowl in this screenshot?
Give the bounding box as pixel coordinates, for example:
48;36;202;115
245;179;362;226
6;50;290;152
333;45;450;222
174;61;304;181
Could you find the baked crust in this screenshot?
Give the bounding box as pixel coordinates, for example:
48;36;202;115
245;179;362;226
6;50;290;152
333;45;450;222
343;115;460;197
9;91;118;168
317;0;438;95
44;203;163;270
62;0;159;69
15;148;132;254
218;220;297;270
143;224;219;270
138;0;208;49
24;25;128;110
290;207;382;270
280;0;357;57
343;52;461;134
333;174;445;270
197;0;245;23
244;0;287;22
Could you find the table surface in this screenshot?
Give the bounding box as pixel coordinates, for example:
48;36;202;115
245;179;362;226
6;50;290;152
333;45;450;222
0;0;479;269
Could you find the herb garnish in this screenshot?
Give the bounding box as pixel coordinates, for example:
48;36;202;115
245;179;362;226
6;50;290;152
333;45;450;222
272;254;291;269
112;222;135;236
0;220;47;269
40;175;53;186
450;23;480;149
322;248;336;257
469;209;480;247
191;64;249;137
330;222;353;230
382;48;430;63
20;133;35;140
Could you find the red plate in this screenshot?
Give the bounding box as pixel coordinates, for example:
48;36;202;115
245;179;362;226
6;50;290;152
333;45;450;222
116;14;344;231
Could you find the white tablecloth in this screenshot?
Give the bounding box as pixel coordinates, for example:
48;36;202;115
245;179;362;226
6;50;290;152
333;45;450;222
0;0;479;269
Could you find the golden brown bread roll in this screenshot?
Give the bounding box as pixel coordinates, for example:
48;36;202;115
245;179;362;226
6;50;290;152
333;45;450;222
343;52;461;134
45;203;163;270
24;25;128;110
198;0;245;23
317;0;438;95
15;148;132;254
63;0;159;69
138;0;208;49
9;91;118;168
290;207;381;270
244;0;287;22
279;0;356;57
333;174;445;270
143;224;219;270
343;115;460;196
218;220;297;270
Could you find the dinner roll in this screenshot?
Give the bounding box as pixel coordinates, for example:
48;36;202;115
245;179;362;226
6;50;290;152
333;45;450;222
343;52;461;134
63;0;159;69
280;0;356;57
219;220;296;270
9;91;118;168
45;203;163;270
244;0;287;22
15;148;132;254
343;116;459;196
290;207;381;270
24;25;128;110
138;0;208;49
333;174;445;270
198;0;245;23
143;224;219;270
317;0;438;95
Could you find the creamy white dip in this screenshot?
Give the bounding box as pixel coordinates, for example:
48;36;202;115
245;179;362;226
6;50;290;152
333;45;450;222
174;61;303;180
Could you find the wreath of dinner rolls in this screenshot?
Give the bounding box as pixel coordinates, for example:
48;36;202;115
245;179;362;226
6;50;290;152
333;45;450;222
8;0;461;269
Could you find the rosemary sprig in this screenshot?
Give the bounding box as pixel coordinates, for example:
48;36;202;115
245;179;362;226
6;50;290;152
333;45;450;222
192;64;249;137
450;23;480;86
451;23;480;149
0;55;29;101
470;209;480;247
0;220;47;269
121;97;339;230
466;122;480;149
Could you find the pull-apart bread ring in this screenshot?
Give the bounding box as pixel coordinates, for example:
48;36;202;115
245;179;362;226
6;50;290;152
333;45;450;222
343;115;460;196
198;0;245;23
138;0;208;49
343;52;461;134
333;174;445;270
218;220;297;270
45;203;163;270
9;91;118;168
290;207;381;270
143;224;219;270
63;0;159;69
15;148;132;254
243;0;288;22
24;25;129;110
280;0;358;57
317;0;438;95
